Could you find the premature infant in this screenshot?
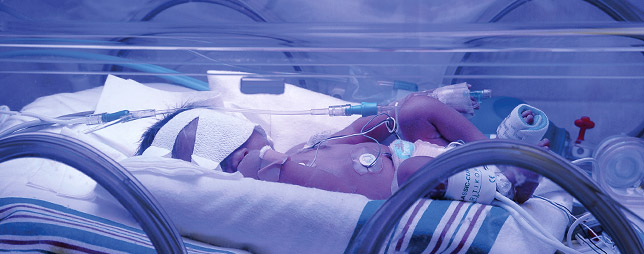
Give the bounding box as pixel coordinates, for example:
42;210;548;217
138;93;549;204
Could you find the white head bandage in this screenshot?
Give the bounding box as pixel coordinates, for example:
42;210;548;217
142;108;257;171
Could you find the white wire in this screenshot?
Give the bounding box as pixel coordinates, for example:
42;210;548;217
493;200;584;254
208;106;314;116
551;205;611;252
571;157;597;165
527;196;607;251
307;116;393;167
576;233;614;254
575;233;602;254
567;213;594;248
495;193;559;240
531;195;610;253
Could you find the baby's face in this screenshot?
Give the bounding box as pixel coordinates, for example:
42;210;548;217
245;130;273;152
220;130;272;173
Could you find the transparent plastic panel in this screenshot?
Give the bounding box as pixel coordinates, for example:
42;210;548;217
1;0;644;253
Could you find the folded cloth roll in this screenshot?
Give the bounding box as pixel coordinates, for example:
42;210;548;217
496;104;549;145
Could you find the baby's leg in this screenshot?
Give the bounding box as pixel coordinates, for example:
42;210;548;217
505;109;551;203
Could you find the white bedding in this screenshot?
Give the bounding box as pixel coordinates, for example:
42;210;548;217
0;73;572;254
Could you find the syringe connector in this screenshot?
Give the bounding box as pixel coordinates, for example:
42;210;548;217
83;114;105;125
470;89;492;101
327;104;352;116
128;109;157;119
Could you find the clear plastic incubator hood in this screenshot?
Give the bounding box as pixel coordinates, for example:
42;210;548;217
1;0;644;253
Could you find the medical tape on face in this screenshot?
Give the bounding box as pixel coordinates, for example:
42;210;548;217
444;165;497;205
143;145;224;171
147;108;255;171
259;145;272;159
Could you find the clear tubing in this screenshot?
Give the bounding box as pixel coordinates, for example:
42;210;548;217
0;120;51;138
0;133;187;253
0;110;84;125
209;106;318;116
0;50;209;91
496;192;555;239
346;139;643;254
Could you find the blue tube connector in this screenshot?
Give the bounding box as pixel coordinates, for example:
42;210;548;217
347;102;378;117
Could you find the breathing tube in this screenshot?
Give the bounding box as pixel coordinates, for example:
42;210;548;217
211;85;491;117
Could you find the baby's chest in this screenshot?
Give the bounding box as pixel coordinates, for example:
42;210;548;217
288;143;393;176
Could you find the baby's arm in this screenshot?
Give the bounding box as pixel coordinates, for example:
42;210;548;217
397;95;487;146
325;95;488;146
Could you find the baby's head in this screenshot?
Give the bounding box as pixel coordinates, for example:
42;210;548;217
137;106;272;173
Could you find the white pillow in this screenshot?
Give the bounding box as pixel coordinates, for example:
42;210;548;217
91;75;221;156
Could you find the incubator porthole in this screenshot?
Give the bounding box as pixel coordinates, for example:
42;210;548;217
594;136;644;199
605;153;643;188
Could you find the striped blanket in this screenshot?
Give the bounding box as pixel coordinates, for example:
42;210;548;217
0;195;565;254
0;197;522;254
346;199;509;254
0;155;568;254
0;197;248;254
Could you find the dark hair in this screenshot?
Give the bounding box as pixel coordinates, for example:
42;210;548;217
135;105;199;156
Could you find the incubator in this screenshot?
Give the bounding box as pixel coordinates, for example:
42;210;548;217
1;0;644;254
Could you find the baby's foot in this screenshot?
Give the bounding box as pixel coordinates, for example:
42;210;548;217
521;109;534;125
505;138;550;203
504;166;541;204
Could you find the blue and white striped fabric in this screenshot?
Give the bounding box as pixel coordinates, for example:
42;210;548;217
345;199;510;254
0;197;246;254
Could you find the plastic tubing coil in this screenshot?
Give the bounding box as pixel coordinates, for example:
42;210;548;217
346;139;643;254
0;132;186;253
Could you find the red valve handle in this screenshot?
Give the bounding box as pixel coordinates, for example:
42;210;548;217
574;116;595;143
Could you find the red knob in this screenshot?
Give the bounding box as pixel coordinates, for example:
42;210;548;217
574;116;595;143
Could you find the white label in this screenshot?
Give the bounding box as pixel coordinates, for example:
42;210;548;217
444;166;497;204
